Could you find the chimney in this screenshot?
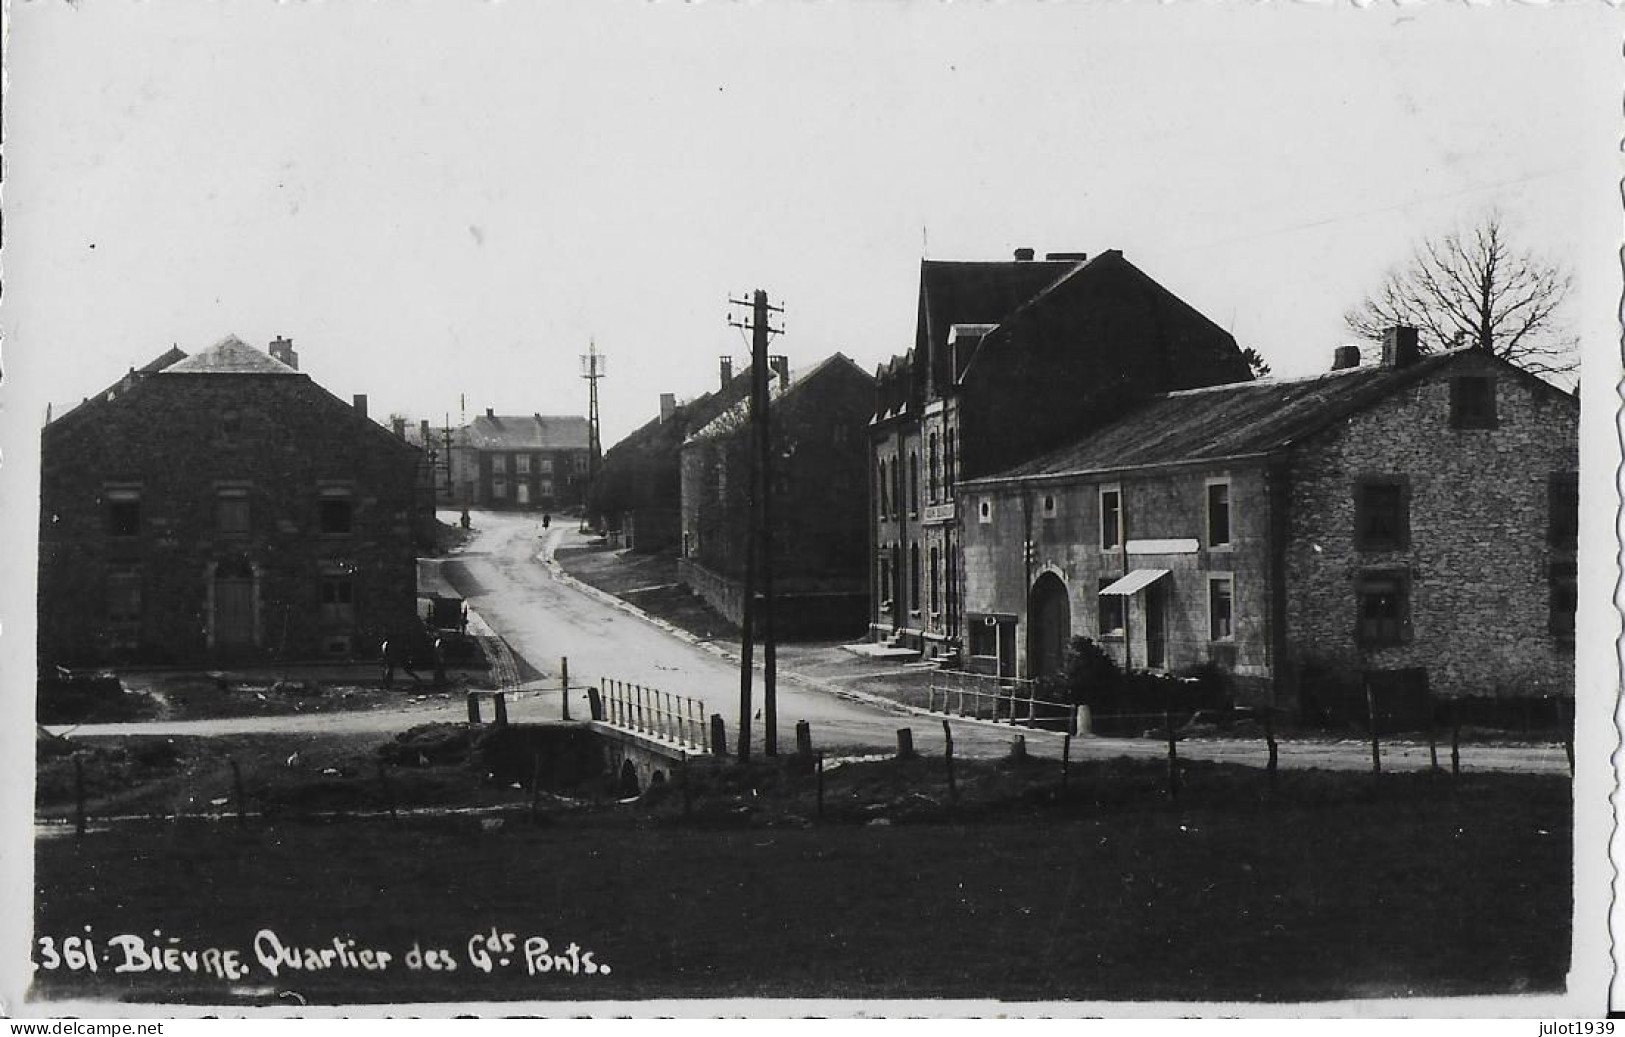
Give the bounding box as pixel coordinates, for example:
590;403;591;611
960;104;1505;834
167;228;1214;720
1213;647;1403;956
353;394;369;419
1381;326;1420;370
420;419;431;444
1013;247;1036;262
1044;252;1089;262
486;407;494;419
769;354;790;391
659;393;677;423
720;356;734;389
268;335;299;370
1332;345;1363;371
391;416;407;439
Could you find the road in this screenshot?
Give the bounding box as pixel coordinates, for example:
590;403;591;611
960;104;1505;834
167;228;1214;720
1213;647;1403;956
431;510;1017;757
49;509;1571;773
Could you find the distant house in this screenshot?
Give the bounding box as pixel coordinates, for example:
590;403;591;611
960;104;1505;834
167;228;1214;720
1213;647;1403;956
594;359;757;553
448;411;592;511
39;336;428;666
679;353;876;638
958;329;1579;718
869;248;1254;661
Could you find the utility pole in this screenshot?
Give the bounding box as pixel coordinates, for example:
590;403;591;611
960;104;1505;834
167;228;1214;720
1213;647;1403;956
727;288;785;757
580;340;606;530
441;414;455;500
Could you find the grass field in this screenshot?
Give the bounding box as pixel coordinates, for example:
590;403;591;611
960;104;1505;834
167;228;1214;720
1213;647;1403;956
32;752;1572;1007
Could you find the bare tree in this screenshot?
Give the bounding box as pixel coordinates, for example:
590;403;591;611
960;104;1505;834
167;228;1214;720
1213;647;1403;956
1344;212;1576;378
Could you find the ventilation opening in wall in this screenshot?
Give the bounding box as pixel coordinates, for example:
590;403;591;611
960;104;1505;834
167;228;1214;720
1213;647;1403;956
321;636;353;658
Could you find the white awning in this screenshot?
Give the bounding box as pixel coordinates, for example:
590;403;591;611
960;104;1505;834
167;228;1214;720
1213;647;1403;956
1098;568;1170;597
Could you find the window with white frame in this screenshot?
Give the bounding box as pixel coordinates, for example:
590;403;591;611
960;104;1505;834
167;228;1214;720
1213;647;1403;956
1208;573;1234;641
1206;480;1231;548
1098;577;1124;637
978;498;993;524
1099;486;1122;549
1041;493;1058;520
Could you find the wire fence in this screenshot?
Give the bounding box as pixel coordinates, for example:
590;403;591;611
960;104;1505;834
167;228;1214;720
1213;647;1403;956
597;678;709;752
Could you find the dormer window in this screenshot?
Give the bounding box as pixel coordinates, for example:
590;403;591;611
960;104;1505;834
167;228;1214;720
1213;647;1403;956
1041;494;1058;520
978;498;993;524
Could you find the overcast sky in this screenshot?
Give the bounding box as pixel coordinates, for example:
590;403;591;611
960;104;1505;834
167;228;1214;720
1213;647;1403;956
5;2;1618;449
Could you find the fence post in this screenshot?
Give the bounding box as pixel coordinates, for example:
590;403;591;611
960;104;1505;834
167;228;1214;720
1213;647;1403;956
560;657;571;721
681;753;693;821
1364;680;1381;775
1061;733;1072;796
896;727;915;758
1426;704;1440;774
1558;696;1575;777
1010;734;1027;762
1263;708;1278;792
795;720;813;757
1164;709;1179;800
1450;704;1461;776
710;714;728;757
494;692;509;728
816;751;826;821
926;686;935;714
231;759;248;828
587;683;604;722
467;692;482;726
942;719;958;805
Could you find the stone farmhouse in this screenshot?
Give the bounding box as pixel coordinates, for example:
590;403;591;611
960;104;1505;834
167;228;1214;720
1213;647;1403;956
867;248;1254;660
958;328;1579;718
680;353;876;638
39;336;430;667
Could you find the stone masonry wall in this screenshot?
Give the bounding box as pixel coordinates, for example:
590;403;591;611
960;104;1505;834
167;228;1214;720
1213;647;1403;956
39;373;423;666
1283;353;1578;701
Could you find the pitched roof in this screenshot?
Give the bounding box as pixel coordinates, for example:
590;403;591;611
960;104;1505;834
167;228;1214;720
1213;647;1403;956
162;335;301;375
966;351;1478;485
915;259;1080;388
460;414;591;452
688;353;871;442
958;250;1239;383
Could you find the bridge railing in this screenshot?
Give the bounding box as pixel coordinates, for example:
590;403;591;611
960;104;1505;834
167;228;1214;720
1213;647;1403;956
597;678;708;752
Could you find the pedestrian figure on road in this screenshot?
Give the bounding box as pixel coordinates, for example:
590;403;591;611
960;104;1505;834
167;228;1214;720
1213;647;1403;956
542;513;551;529
433;636;448;687
379;638;394;689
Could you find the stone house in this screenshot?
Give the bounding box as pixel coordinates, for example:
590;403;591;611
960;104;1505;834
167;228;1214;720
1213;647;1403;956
868;248;1254;660
39;336;428;666
679;353;876;638
448;410;592;511
594;359;757;553
958;329;1579;715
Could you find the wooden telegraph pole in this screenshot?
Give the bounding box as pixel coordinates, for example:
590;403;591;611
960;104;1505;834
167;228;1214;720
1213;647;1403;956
727;289;784;757
580;341;606;530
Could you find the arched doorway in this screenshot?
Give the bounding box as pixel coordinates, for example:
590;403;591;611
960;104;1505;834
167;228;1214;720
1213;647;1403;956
1027;572;1071;679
